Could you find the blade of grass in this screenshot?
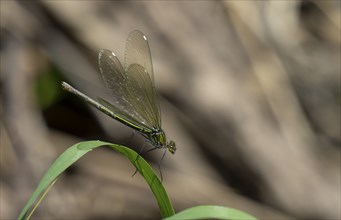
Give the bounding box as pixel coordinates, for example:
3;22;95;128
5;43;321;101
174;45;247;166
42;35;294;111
19;140;174;219
26;179;58;220
163;205;257;220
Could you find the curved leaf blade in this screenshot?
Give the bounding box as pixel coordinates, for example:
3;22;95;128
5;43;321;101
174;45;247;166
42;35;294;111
19;140;174;219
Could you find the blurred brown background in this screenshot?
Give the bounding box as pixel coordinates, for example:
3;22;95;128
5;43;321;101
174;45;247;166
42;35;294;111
1;1;340;219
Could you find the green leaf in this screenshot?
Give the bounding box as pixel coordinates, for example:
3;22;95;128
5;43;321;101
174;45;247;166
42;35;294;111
164;205;257;220
18;140;174;219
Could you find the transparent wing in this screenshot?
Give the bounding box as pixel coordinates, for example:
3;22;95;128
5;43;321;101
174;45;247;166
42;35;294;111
124;30;161;127
125;30;154;84
98;49;152;130
125;64;161;128
97;97;151;131
98;48;160;130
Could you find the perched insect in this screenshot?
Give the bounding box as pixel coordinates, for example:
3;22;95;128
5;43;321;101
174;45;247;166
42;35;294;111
62;30;176;179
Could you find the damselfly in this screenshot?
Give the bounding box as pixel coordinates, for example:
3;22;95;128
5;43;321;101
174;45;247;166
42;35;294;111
62;30;176;179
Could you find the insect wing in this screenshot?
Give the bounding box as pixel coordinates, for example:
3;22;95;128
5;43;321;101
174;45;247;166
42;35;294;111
98;49;152;130
124;30;161;128
125;30;154;84
97;97;151;131
125;63;161;129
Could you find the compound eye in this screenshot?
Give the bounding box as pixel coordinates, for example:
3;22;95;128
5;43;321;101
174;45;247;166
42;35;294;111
167;141;176;154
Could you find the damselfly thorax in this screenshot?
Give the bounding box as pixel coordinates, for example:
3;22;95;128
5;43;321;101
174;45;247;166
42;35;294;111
145;128;176;154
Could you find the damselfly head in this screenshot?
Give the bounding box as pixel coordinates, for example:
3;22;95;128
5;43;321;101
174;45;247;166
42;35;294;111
167;140;176;154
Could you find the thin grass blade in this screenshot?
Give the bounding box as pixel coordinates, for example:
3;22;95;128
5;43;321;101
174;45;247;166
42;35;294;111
18;140;174;219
